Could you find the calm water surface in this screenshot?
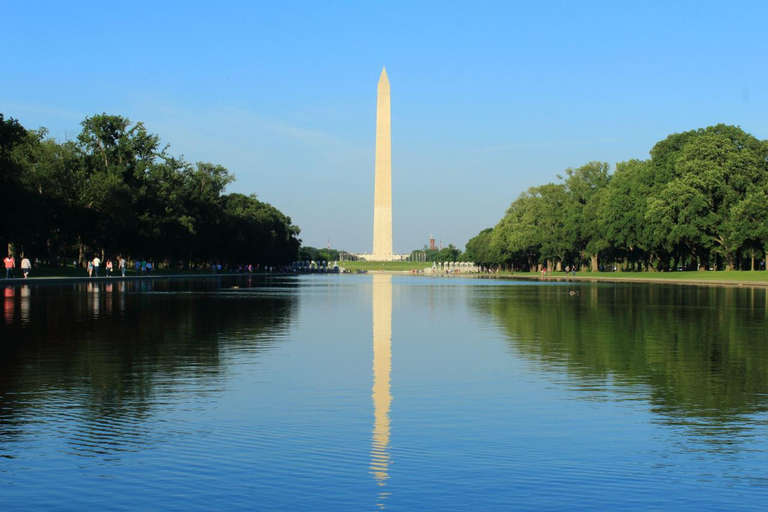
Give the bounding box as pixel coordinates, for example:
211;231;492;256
1;275;767;510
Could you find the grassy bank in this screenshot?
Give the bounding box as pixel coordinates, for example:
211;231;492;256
339;261;432;272
5;266;219;280
8;263;768;286
337;261;768;286
499;269;768;285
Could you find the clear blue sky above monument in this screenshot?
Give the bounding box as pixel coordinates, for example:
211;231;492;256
2;1;767;253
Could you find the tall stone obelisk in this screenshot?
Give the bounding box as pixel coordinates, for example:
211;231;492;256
372;67;393;261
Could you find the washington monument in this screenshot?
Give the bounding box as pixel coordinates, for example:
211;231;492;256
372;67;393;261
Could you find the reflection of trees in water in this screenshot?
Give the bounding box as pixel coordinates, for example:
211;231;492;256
0;277;297;449
471;283;768;426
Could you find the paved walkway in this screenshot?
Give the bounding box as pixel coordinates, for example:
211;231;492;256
0;273;278;287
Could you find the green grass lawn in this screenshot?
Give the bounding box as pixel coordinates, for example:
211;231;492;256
12;263;768;284
339;260;432;272
337;261;768;282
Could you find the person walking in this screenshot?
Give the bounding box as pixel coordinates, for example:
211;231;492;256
119;256;127;277
106;259;113;277
92;256;101;277
21;256;31;278
87;260;93;277
4;254;15;279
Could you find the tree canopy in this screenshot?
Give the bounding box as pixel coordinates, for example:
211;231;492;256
470;125;768;271
0;113;300;267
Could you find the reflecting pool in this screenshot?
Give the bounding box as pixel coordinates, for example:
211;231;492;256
1;275;767;510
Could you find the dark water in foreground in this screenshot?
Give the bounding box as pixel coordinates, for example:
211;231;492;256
1;275;767;510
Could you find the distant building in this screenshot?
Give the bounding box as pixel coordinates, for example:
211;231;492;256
429;237;436;251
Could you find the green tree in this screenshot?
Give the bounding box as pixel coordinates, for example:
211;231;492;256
465;228;500;268
645;180;714;269
562;162;611;271
0;114;30;254
1;112;302;268
491;189;544;270
597;159;662;270
650;125;768;269
725;187;768;270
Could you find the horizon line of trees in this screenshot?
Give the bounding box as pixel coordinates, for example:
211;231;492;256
465;124;768;272
409;244;462;263
298;246;340;263
0;113;301;268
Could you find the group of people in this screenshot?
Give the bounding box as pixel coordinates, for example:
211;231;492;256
4;253;155;280
86;256;128;277
134;260;153;274
4;254;33;279
539;265;578;277
4;254;274;279
211;262;258;274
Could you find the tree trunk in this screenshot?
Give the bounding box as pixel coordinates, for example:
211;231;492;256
591;254;598;272
556;260;562;272
644;258;653;272
751;254;755;271
78;241;85;268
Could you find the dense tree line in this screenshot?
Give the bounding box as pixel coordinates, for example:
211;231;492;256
0;113;300;267
465;124;768;272
298;246;340;262
410;244;462;263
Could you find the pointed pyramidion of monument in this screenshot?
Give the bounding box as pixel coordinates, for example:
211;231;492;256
373;67;393;261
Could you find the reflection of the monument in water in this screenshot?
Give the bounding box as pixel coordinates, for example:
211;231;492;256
371;274;392;506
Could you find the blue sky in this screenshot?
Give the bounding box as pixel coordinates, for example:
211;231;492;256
2;1;766;253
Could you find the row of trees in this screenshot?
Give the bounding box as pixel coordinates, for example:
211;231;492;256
465;124;768;271
0;113;300;267
298;246;340;263
409;245;462;262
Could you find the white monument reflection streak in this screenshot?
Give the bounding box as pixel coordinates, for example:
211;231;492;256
371;274;392;507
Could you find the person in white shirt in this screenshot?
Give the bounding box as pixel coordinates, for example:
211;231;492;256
21;257;32;278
